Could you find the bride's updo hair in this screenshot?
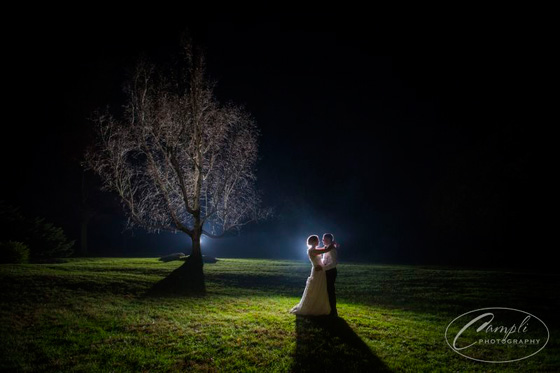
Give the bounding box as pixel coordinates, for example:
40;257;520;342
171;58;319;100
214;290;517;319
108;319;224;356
307;235;319;248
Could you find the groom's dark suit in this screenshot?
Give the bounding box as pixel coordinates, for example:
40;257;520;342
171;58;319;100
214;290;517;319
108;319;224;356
323;244;338;317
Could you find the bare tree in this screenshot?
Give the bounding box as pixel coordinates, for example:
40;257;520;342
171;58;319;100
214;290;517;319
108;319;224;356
83;36;269;294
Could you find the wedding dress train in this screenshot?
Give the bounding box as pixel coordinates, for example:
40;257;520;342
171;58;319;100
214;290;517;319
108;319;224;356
289;248;331;315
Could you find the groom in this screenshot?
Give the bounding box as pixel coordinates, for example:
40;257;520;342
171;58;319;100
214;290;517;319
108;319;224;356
321;233;338;317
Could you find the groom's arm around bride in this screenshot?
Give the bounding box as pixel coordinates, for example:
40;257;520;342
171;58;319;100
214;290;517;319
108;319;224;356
309;244;335;271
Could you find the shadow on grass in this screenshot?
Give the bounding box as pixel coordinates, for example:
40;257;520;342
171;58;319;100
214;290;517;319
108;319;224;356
141;256;206;298
291;315;391;372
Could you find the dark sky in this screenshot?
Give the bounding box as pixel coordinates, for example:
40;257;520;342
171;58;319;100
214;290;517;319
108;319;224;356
3;11;553;268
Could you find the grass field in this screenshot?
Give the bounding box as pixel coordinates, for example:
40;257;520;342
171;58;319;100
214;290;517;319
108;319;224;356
1;257;558;372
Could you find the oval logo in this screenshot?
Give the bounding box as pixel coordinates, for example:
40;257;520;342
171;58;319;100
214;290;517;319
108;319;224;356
445;307;549;363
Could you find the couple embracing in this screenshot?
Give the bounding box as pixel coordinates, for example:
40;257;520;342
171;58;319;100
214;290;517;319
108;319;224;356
290;233;339;317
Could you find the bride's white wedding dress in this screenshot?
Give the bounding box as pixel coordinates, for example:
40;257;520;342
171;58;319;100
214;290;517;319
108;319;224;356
289;248;331;315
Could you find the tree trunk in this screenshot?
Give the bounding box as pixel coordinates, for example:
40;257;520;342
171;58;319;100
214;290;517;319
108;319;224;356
180;229;205;294
190;230;203;262
145;230;206;296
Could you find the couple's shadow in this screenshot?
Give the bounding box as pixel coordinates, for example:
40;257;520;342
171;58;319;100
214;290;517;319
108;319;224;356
291;315;391;372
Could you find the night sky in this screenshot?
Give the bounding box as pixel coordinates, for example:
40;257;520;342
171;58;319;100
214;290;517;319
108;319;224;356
3;12;553;268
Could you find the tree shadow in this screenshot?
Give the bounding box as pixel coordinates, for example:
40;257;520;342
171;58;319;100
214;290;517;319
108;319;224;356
141;255;206;298
291;315;392;372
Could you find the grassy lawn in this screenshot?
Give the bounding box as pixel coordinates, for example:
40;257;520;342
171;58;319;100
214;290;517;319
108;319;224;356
1;258;558;372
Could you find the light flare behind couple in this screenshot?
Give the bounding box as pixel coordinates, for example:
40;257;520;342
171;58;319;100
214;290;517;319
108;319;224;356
290;233;339;317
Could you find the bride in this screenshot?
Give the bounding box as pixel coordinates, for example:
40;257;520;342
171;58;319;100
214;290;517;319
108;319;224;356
289;235;336;315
